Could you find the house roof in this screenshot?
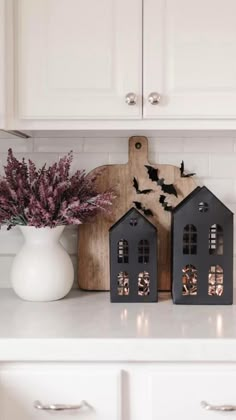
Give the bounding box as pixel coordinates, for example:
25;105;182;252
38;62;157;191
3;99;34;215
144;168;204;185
109;207;157;232
173;186;233;215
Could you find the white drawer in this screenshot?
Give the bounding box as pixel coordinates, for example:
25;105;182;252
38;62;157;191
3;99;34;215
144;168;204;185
0;364;121;420
149;364;236;420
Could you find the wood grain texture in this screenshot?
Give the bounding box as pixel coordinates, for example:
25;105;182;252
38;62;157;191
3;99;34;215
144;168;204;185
78;136;197;291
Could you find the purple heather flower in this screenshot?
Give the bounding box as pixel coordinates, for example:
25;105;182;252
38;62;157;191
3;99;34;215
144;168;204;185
0;149;115;229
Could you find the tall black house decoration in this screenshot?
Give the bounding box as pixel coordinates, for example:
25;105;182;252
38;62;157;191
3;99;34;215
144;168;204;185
109;208;157;302
172;186;233;305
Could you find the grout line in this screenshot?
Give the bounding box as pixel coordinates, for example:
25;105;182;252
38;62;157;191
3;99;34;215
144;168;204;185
31;137;35;152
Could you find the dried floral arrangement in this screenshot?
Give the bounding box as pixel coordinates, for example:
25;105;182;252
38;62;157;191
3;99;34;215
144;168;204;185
0;149;114;229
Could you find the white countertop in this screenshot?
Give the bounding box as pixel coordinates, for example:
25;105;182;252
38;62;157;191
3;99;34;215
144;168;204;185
0;289;236;362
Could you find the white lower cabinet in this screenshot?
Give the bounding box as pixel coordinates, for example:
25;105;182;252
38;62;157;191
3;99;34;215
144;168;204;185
131;364;236;420
0;364;121;420
144;364;236;420
1;363;236;420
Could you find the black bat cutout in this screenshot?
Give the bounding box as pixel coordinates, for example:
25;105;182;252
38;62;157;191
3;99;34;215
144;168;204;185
159;195;173;212
180;160;196;178
145;165;178;197
133;177;153;195
145;165;159;182
158;179;177;197
133;201;142;210
143;208;153;217
133;201;154;217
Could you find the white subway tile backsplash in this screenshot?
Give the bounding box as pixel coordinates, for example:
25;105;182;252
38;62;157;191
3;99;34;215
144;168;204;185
60;226;78;255
84;137;128;153
108;152;128;164
210;154;236;178
34;138;84;153
148;152;159;164
149;138;184;153
158;153;210;177
198;179;235;204
0;138;33;153
71;255;78;288
0;256;15;287
70;152;109;172
0;132;236;287
183;138;234;153
31;130;88;138
0;227;23;254
0;152;60;169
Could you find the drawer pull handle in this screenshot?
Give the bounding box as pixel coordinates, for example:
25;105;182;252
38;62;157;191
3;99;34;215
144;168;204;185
201;401;236;412
34;400;88;412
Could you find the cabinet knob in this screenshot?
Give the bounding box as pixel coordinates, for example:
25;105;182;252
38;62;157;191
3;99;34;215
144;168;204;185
34;400;89;412
201;401;236;412
148;92;161;105
125;92;137;105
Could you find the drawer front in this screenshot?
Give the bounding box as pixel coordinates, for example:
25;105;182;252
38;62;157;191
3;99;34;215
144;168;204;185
149;365;236;420
0;364;121;420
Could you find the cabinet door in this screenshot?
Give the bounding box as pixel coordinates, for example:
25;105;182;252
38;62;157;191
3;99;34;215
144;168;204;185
147;365;236;420
15;0;142;120
144;0;236;119
0;364;121;420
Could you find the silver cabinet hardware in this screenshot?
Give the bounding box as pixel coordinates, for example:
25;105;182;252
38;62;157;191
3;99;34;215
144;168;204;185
125;92;137;105
34;400;88;412
148;92;161;105
201;401;236;412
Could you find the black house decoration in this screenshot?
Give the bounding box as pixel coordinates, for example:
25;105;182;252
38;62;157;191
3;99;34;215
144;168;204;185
109;208;157;302
172;186;233;305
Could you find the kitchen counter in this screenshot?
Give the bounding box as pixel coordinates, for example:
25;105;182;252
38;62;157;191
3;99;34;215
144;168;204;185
0;289;236;362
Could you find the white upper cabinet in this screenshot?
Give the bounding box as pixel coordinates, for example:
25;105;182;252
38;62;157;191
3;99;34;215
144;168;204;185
4;0;236;128
15;0;142;120
143;0;236;119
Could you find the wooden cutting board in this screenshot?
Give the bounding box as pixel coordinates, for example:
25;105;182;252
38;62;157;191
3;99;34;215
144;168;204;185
78;136;197;291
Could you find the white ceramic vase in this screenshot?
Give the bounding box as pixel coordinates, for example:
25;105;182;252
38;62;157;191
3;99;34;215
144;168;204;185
11;225;74;301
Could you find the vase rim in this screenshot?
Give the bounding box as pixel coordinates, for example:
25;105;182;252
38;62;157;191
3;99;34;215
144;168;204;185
18;225;66;235
18;225;66;242
19;225;65;229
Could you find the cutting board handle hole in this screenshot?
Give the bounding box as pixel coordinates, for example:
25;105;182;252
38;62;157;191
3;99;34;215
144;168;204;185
135;142;142;150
